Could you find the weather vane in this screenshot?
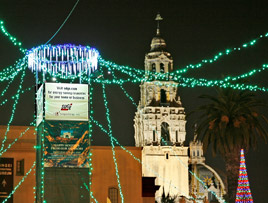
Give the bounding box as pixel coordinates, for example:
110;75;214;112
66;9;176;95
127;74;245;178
155;13;163;36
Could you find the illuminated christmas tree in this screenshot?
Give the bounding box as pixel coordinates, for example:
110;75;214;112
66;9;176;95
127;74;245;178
235;149;253;203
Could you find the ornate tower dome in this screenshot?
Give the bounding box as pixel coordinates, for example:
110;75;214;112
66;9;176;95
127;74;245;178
150;36;167;52
145;14;173;74
150;13;167;52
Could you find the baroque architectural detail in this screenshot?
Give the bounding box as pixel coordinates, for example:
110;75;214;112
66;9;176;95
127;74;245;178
134;14;186;148
189;136;226;202
134;14;226;203
134;14;189;202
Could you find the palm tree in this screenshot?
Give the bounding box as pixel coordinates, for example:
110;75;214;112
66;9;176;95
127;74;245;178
191;88;268;202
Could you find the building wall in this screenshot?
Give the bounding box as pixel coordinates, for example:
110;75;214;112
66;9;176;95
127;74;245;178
0;126;145;203
91;146;143;203
142;146;189;201
0;125;36;203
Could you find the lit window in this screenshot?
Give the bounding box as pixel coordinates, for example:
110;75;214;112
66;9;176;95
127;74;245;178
108;187;118;203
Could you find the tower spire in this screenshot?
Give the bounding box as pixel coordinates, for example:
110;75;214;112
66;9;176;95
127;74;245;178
193;123;198;142
155;13;163;36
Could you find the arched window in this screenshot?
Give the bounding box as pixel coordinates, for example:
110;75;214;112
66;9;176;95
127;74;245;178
168;62;171;72
152;63;156;72
153;130;156;141
197;150;199;156
161;122;170;145
193;151;195;157
160;63;165;73
160;89;167;103
108;187;118;203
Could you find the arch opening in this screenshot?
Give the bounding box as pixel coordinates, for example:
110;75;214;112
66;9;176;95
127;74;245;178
161;122;170;145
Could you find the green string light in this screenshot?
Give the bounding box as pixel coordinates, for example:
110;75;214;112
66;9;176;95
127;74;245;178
0;20;27;53
82;182;98;203
90;115;203;200
0;68;26;152
90;115;141;163
95;74;226;201
0;57;26;82
1;18;268;203
109;84;217;199
171;33;266;75
98;56;145;78
110;69;138;107
14;51;267;93
101;82;124;203
88;82;94;200
92;82;218;201
2;161;36;203
40;121;45;202
97;29;268;78
0;75;16;98
0;121;35;157
0;85;34;107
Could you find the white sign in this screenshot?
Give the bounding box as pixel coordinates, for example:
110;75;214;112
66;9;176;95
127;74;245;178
45;83;88;121
36;84;43;126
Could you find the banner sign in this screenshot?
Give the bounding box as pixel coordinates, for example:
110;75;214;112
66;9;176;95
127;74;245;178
36;84;43;126
44;121;89;168
0;158;13;203
45;83;88;121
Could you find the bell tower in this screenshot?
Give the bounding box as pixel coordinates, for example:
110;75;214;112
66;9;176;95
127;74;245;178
144;14;173;75
134;14;186;147
134;14;189;202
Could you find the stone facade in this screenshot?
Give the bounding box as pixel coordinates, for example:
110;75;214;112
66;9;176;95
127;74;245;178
134;14;226;203
134;14;190;202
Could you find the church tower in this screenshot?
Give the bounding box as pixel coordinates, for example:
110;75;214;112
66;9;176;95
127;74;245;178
134;14;189;202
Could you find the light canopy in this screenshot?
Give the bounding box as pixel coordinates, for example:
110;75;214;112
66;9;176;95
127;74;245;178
27;44;99;76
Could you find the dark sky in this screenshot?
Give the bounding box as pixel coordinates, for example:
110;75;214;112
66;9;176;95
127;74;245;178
1;0;268;202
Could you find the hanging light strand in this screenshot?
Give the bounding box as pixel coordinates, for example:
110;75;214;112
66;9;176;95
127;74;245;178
0;68;26;153
2;161;36;203
0;120;35;157
0;85;35;107
0;20;26;53
101;79;124;202
110;69;138;107
90;115;201;201
88;82;94;198
0;57;26;82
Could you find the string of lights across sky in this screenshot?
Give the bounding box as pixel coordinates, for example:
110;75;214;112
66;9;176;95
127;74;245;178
1;16;267;203
1;18;268;91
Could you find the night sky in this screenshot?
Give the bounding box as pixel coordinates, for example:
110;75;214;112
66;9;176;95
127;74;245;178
1;0;268;202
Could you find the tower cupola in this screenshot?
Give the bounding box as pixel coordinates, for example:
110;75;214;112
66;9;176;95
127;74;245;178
145;14;173;74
